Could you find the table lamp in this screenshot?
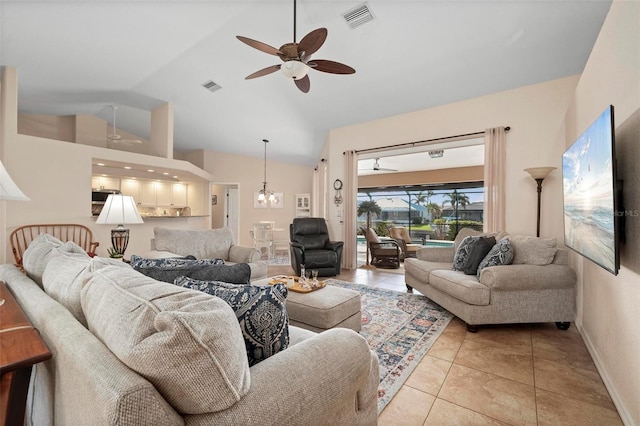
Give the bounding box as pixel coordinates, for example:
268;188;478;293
96;194;144;257
0;160;30;201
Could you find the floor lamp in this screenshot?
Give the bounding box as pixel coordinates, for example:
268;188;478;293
96;194;144;258
524;167;556;237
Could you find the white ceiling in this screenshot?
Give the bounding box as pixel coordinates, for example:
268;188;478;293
0;0;611;168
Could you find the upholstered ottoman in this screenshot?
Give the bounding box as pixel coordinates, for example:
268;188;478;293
253;278;362;333
285;286;362;333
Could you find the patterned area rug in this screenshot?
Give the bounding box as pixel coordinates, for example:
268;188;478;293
326;279;453;413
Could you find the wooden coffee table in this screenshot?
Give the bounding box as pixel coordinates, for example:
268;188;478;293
0;282;52;426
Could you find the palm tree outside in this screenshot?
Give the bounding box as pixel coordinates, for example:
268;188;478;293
357;200;382;231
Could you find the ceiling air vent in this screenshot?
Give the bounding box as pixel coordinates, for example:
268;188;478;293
202;80;222;93
343;2;375;29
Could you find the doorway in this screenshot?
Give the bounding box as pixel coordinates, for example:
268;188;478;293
211;183;239;243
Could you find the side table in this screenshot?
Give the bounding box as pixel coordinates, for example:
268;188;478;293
0;281;52;426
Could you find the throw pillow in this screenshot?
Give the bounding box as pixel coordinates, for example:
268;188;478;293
477;238;515;279
22;234;87;287
81;258;250;414
42;250;93;325
453;235;496;275
510;235;557;265
129;255;224;269
133;262;251;284
175;276;290;366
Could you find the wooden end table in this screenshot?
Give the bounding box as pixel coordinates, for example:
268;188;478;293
0;282;52;426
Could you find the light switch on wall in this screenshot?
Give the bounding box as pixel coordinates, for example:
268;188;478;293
336;209;342;217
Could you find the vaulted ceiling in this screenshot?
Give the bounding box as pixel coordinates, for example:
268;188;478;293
0;0;611;167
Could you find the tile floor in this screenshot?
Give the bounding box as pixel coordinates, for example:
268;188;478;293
268;263;623;426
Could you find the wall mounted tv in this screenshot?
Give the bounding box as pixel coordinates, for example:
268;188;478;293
562;105;619;275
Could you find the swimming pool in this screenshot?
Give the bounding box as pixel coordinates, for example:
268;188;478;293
356;236;454;247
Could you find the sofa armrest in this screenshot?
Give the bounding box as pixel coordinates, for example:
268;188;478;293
228;245;262;263
480;264;577;291
196;328;378;425
416;246;455;262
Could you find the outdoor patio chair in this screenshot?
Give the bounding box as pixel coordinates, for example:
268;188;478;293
389;226;422;258
362;227;402;269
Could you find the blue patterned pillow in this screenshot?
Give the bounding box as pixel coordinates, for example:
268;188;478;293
453;236;495;274
129;255;224;268
174;276;289;366
477;238;514;279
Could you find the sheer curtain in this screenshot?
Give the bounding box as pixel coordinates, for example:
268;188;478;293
484;127;507;232
311;159;328;218
342;150;358;269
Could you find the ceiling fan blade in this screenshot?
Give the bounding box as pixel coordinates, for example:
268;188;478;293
236;35;283;56
309;59;355;74
298;28;327;57
295;75;310;93
245;64;281;80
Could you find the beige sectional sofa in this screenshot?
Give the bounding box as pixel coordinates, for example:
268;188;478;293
0;234;379;425
404;228;577;332
142;226;268;280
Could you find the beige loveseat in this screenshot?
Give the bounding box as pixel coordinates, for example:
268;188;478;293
0;234;379;425
142;226;268;280
404;228;577;332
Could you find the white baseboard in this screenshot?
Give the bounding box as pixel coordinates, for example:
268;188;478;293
576;321;635;426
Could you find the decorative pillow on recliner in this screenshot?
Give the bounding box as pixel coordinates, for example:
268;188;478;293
174;276;289;366
452;235;496;275
129;255;224;269
476;238;514;279
133;262;251;284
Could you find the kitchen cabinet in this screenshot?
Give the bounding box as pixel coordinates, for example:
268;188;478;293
92;176;120;191
171;183;187;207
120;179;140;199
295;193;311;217
140;181;158;206
92;177;188;208
142;181;187;207
155;182;171;206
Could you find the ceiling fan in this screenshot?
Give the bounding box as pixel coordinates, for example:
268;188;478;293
371;158;398;172
236;0;355;93
106;105;142;145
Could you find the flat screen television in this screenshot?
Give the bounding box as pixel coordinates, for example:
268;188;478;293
562;105;619;275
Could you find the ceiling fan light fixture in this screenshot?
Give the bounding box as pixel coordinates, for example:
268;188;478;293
281;60;309;80
428;150;444;158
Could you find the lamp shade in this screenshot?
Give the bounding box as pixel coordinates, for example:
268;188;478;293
281;60;309;80
524;167;556;180
0;160;30;201
96;194;144;225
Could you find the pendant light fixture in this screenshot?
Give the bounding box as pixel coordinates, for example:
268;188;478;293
258;139;276;203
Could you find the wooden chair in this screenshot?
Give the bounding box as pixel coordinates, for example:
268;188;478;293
362;227;401;269
10;224;99;268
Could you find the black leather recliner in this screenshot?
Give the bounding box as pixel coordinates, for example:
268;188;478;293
289;217;344;277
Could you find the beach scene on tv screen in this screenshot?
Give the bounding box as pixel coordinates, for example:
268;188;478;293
562;107;616;272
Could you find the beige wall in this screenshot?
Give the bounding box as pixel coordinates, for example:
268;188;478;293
184;149;314;247
1;68;213;261
324;74;581;244
562;2;639;424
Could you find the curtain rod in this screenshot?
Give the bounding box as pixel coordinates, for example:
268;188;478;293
348;126;510;155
